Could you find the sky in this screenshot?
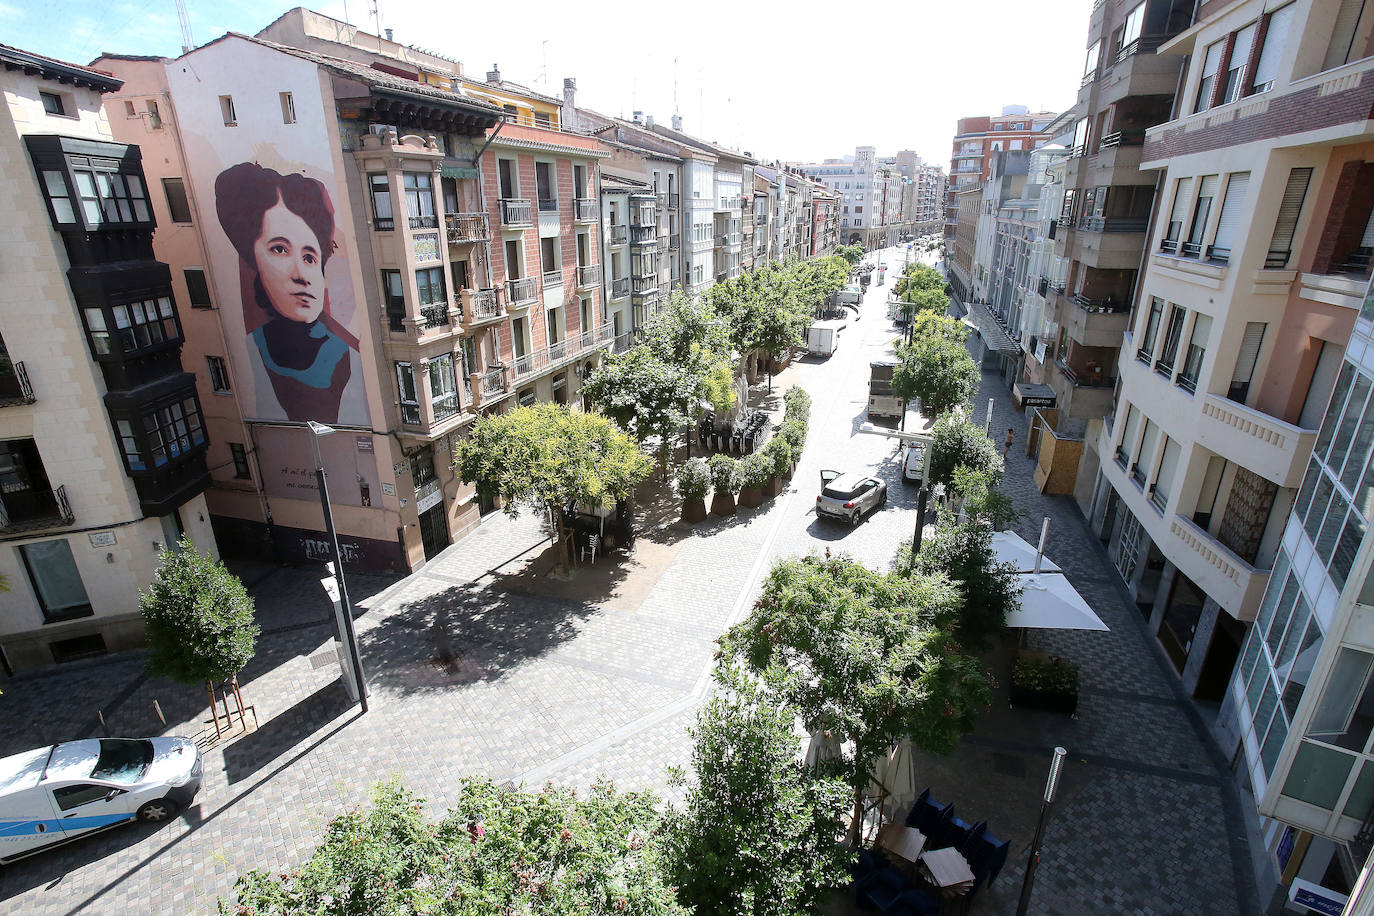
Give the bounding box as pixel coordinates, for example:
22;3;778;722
1;0;1091;166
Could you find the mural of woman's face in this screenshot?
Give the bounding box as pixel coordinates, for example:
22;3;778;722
253;199;326;323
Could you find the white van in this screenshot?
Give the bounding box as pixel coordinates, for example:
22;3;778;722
0;737;202;863
806;319;846;357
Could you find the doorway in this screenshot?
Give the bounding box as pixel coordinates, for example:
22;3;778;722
1195;613;1245;702
418;502;449;560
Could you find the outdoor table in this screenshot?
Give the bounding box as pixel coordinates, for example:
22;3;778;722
876;822;927;871
919;846;975;896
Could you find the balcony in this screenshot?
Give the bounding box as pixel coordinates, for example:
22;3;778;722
420;301;451;330
609;225;628;246
1097;36;1180;108
1196;394;1317;488
669;235;681;251
445;212;489;244
1164;514;1270;621
632;275;657;295
500;198;533;227
408;215;438;230
1062;294;1130;347
574;198;598;222
542;268;564;290
577;264;601;289
0;484;73;532
460;288;503;329
1299;272;1369;311
505;276;539;306
537;196;558;214
631;225;657;246
512;323;614;379
480;367;507;396
0;361;35;406
610;277;630;299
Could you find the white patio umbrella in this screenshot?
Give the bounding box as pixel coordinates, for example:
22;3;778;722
871;739;918;823
803;729;843;769
990;530;1062;573
1006;572;1109;631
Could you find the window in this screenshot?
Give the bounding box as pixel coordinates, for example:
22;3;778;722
1184;176;1218;257
1229;322;1268;403
369;174;393;230
1267;168;1311;268
1072;118;1089;155
1133;419;1159;486
1222;23;1258;105
184;268;211;309
498;158;516;198
541;236;560;279
1151;436;1180;511
1156;307;1186;377
206;355;231;393
1161;177;1193;253
429;354;460;420
1196;41;1225;112
415;267;446;306
1120;2;1145;53
124;100;136;118
1085;41;1102;79
381;269;405;331
42;170;74;224
229;442;251;479
219;95;237;127
162;178;191;223
83;296;179;356
1177;314;1211;393
1251;4;1295;94
53;784;113;811
1209;172;1250;262
1323;0;1369;71
535;161;556;211
66;168;151;226
396;362;420;425
1137;297;1164;363
39;91;65;116
855;206;863;213
403;172;435;227
142;397;206;468
146;99;162;129
279;91;296;124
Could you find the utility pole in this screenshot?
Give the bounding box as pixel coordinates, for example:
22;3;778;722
1016;747;1068;916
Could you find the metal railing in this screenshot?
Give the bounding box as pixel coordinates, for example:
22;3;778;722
537;196;559;213
613;332;634;353
632;275;658;294
481;367;506;395
631;225;657;245
1206;245;1232;264
577;264;601;288
420;301;450;329
669;235;681;251
500;198;532;226
1265;249;1291;269
574;198;598;222
611;277;630;298
1116;34;1165;62
0;361;35;405
542;268;564;288
506;276;538;304
409;214;438;230
0;484;74;531
466;288;501;321
445;212;489;244
1080;216;1149;233
1099;130;1146;149
431;391;461;422
609;225;628;245
1056;359;1115;388
1071;293;1129;314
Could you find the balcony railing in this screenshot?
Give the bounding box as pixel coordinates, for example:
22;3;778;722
462;288;502;327
1071;293;1129;314
537;196;558;213
1197;393;1317;488
445;212;489;244
631;225;657;246
0;361;35;405
1056;359;1115;388
577;264;601;288
431;391;461;422
669;235;681;251
1116;34;1165;62
613;332;634;353
1265;248;1291;269
632;275;658;294
500;198;533;226
574;198;598;222
542;268;564;288
1099;130;1146;149
611;277;630;298
409;214;438;230
609;225;628;245
481;367;506;395
1079;216;1149;233
667;193;680;209
0;484;73;531
420;301;450;329
506;276;539;305
512;323;615;378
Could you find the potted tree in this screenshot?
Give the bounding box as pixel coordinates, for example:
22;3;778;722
763;437;791;495
676;458;711;524
708;454;742;516
1009;655;1081;715
778;419;807;477
737;453;771;509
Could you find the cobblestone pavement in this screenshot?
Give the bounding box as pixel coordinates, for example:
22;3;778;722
0;249;1256;915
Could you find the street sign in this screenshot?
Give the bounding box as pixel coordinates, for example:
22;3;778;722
319;575;360;703
1290;878;1347;915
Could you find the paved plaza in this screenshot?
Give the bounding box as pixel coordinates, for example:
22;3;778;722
0;250;1259;914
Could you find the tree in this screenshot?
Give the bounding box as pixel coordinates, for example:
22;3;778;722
643;291;730;371
895;521;1022;652
667;666;851;916
454;404;652;573
141;538;258;686
949;465;1020;530
583;347;700;479
836;244;864;265
222;779;687;916
719;555;992;845
891;315;980;420
927;412;1004;490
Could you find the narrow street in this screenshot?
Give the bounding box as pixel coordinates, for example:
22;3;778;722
0;249;1256;914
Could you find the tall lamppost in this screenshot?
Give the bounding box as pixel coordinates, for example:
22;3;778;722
308;421;369;714
1016;746;1068;916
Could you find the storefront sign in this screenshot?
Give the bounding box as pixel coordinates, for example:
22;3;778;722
416;485;444;513
88;532;117;547
1023;395;1057;408
356;435;373;452
1290;878;1347;915
1275;826;1296;871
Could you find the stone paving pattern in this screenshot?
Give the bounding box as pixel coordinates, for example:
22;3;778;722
0;249;1257;915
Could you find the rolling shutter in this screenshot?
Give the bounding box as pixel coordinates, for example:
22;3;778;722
1267;168;1311;266
1211;173;1251;257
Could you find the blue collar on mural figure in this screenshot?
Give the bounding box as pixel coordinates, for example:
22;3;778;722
250;320;349;390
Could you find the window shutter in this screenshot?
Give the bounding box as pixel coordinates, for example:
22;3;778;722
1361;206;1374;248
1154;438;1181;502
1211;173;1251;255
1170;178;1194;224
1323;0;1368;71
1267;168;1312;264
1252;3;1295;91
1231;321;1267;394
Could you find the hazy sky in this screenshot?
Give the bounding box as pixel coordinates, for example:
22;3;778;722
3;0;1091;166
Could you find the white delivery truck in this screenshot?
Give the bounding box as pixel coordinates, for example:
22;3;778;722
805;319;846;357
0;737;202;863
836;284;863;306
867;360;903;420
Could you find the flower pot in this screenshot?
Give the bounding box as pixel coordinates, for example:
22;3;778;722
681;498;708;524
738;486;764;508
1008;684;1078;716
710;492;737;516
765;476;783;497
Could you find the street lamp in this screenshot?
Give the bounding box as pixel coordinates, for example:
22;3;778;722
1016;746;1068;916
308;421;369;714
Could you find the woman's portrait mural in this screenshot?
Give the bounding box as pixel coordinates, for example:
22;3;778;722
214;163;368;425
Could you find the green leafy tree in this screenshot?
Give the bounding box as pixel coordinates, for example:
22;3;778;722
895;522;1022;652
949;466;1020;530
223;779;687;916
892;314;979;420
667;667;851;916
583;347;700;479
719;555;992;845
454;404;652;573
141;539;258;686
836;244;864;265
927;413;1004;490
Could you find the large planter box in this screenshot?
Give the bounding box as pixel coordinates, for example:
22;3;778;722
738;486;764;508
765;476;783;497
710;493;737;517
1009;684;1078;716
681;499;708;524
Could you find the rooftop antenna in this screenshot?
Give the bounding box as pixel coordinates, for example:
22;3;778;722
697;67;703;136
369;0;382;52
174;0;194;53
673;57;679;116
538;39;548;89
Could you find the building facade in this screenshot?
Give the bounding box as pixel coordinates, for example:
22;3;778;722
943;106;1058;245
0;47;216;673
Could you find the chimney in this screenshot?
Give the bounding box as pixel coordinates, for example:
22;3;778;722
487;63;501;85
645;114;655;128
671;114;683;131
561;78;578;133
384;28;394;41
632;110;643;125
563;77;576;106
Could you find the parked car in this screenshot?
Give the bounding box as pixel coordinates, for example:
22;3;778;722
0;737;202;863
902;444;926;485
836;284;863;306
816;471;887;526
